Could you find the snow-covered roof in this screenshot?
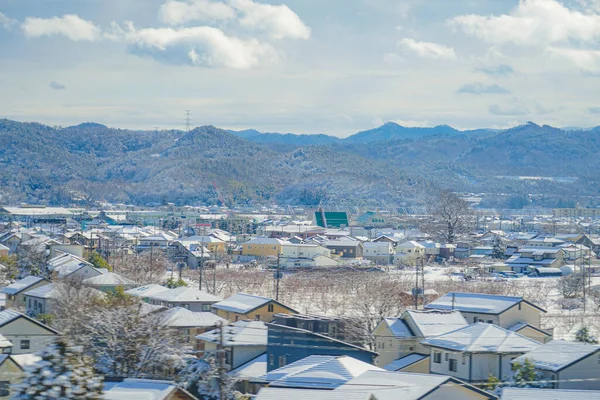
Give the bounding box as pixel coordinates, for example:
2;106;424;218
244;237;289;245
255;355;383;389
421;323;541;354
512;340;600;372
501;388;600;400
148;287;222;303
11;353;41;368
197;320;267;346
382;318;413;338
403;310;468;338
23;283;57;299
1;276;47;295
125;284;169;298
159;307;227;328
0;309;22;326
228;353;267;379
255;388;374;400
0;334;12;349
103;378;186;400
212;293;274;314
83;272;135;286
336;371;460;400
383;354;429;371
425;292;544;314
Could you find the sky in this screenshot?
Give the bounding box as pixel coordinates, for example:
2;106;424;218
2;0;600;136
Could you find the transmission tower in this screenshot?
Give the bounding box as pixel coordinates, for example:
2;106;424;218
185;110;191;132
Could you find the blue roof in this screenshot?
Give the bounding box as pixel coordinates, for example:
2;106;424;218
425;292;525;314
383;354;428;371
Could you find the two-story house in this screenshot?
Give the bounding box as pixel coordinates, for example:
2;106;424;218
421;323;541;383
212;293;297;323
322;240;364;259
0;310;59;355
424;292;551;343
242;238;288;258
147;287;222;312
395;241;426;264
506;247;565;273
362;242;394;265
1;277;50;310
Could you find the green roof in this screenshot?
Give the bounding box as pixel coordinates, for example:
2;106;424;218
315;211;349;228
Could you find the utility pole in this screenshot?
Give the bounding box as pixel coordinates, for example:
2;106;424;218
217;321;226;400
275;253;281;301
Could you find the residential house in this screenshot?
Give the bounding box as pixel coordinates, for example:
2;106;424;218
372;310;468;367
560;244;594;263
513;340;600;390
242;238;288;258
125;284;169;302
439;244;456;260
147;287;222;312
335;370;497;399
103;378;199;400
0;355;24;400
267;323;378;371
137;232;177;250
83;272;135;293
228;353;267;395
253;355;382;390
197;320;267;371
1;277;50;310
178;235;226;253
424;292;548;334
158;307;227;355
501;388;600;400
46;251;104;280
0;309;59;355
506;248;565;273
273;313;348;342
323;240;364;259
525;237;566;247
212;293;297;323
169;239;213;269
362;242;394;265
421;241;441;257
421;323;541;382
373;235;399;248
395;241;425;264
280;243;331;259
24;283;104;316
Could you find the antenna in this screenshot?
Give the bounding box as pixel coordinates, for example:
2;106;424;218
185;110;191;132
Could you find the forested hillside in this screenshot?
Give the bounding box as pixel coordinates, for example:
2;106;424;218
1;119;598;208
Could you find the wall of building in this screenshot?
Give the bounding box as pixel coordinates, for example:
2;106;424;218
0;358;24;400
498;303;541;329
0;318;56;355
424;382;490;400
215;302;294;323
558;352;600;390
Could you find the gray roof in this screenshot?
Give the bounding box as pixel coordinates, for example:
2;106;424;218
1;276;46;295
425;292;544;314
255;355;382;389
212;293;273;314
403;309;468;338
501;388;600;400
255;388;374;400
83;272;135;286
197;320;267;346
513;340;600;372
148;287;222;303
383;354;429;371
125;284;169;298
421;323;541;353
159;307;227;328
382;318;413;338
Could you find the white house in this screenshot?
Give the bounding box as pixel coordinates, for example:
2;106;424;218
395;241;426;264
0;310;59;355
280;243;331;259
421;323;541;383
1;277;50;310
512;340;600;390
362;242;394;265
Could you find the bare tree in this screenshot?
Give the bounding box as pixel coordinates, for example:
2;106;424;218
421;190;475;244
112;252;173;285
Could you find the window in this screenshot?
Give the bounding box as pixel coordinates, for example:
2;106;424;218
202;304;211;311
183;329;190;343
449;359;457;372
235;316;240;321
409;346;414;351
255;314;261;321
473;317;478;323
381;342;385;350
0;381;9;397
462;355;466;365
20;340;30;350
28;298;31;309
225;350;232;365
268;304;274;312
278;355;287;367
518;303;522;311
433;352;441;364
269;353;275;367
2;347;10;354
486;320;493;324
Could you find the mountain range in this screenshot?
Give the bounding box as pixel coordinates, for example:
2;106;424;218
1;119;599;209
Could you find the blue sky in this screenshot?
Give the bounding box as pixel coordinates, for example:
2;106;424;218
2;0;600;136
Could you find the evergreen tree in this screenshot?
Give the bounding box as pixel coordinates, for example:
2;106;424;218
12;337;103;399
491;235;506;260
87;252;112;272
575;327;598;344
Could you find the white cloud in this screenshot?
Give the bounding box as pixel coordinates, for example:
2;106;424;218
546;46;600;71
450;0;600;46
119;24;279;69
397;38;456;60
0;12;17;30
160;0;236;25
21;14;101;41
230;0;311;40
